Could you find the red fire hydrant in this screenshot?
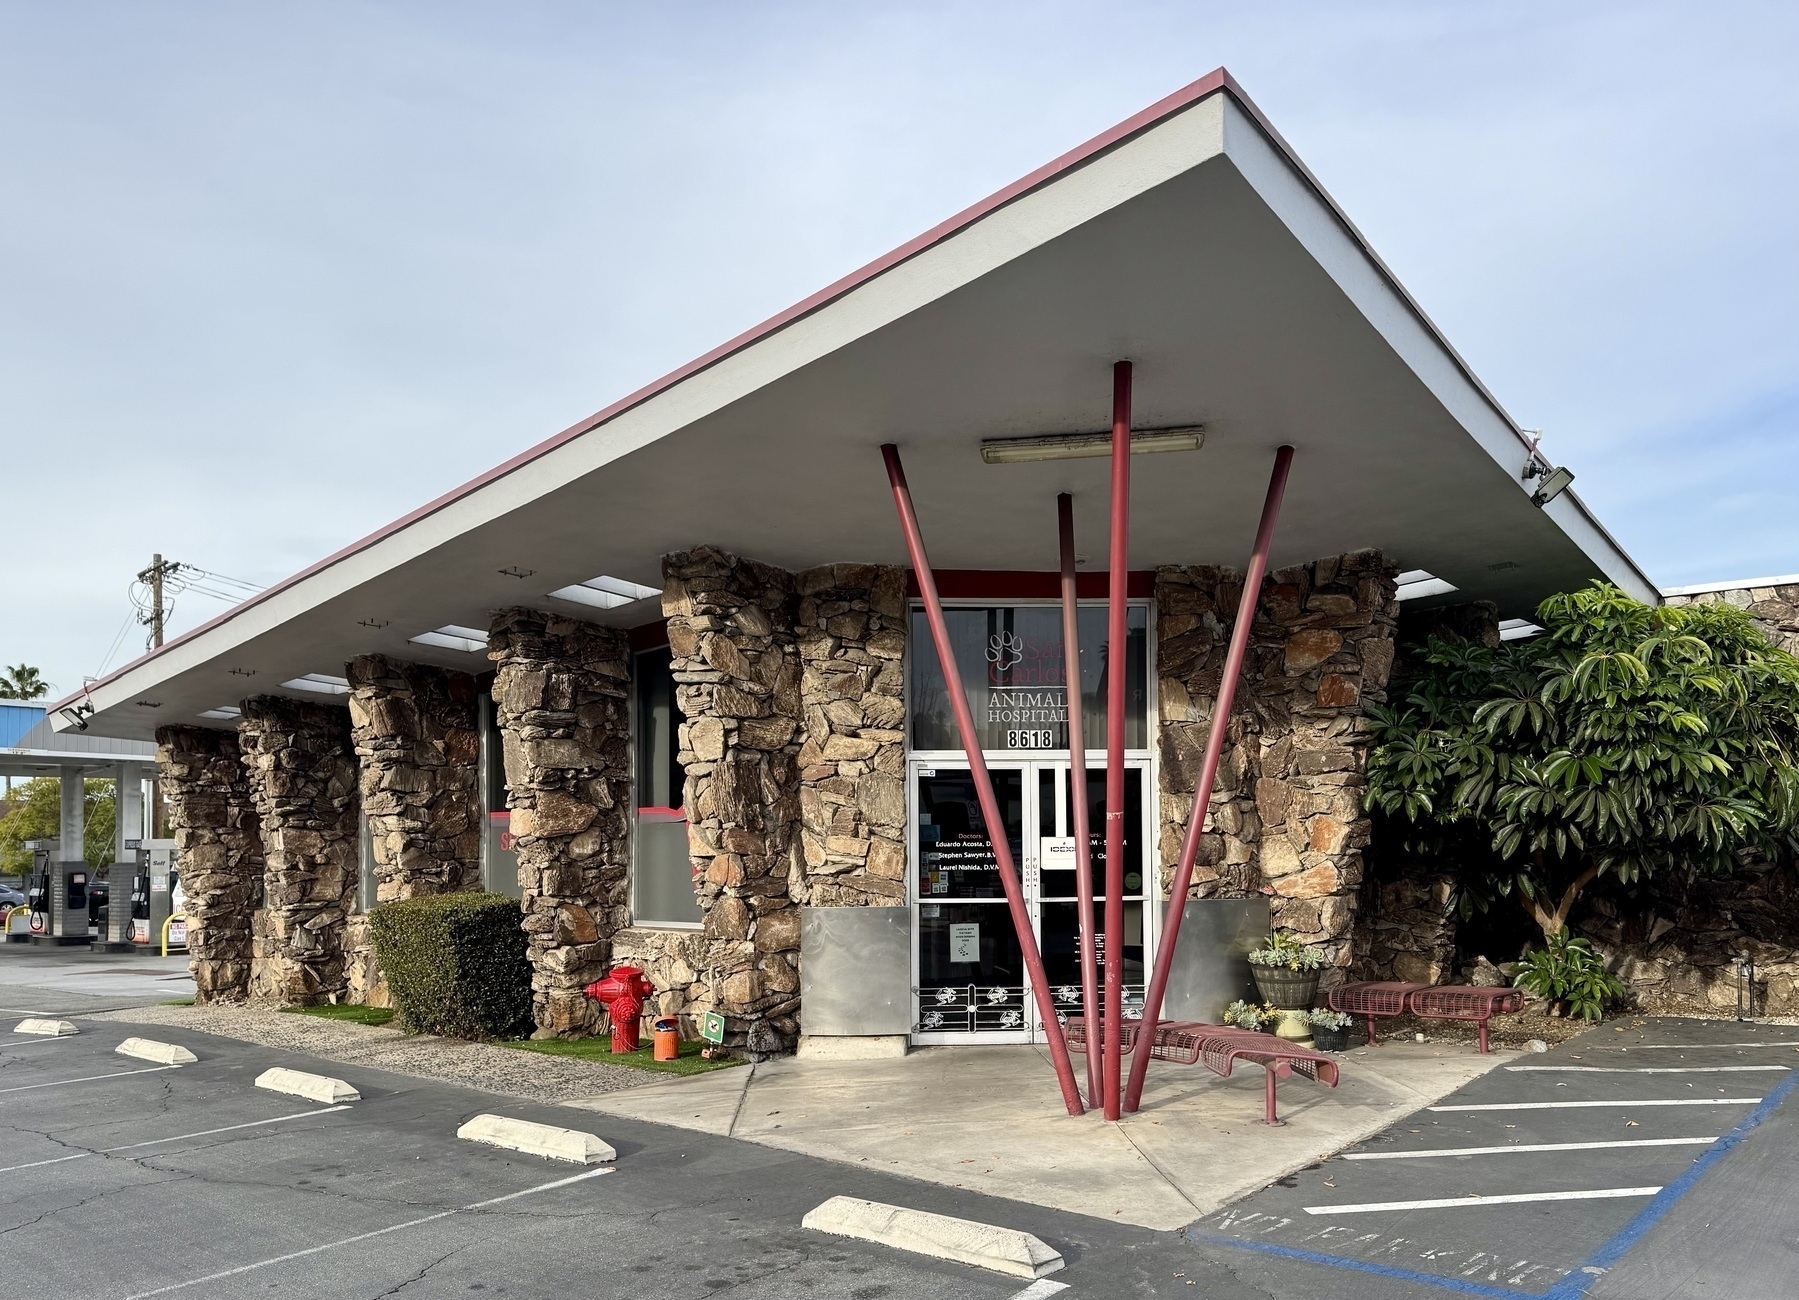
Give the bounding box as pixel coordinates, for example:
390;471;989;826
585;965;655;1053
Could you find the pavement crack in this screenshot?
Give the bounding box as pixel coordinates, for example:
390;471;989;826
367;1242;471;1298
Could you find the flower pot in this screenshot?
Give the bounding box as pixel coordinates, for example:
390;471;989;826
1249;962;1320;1010
1311;1022;1353;1052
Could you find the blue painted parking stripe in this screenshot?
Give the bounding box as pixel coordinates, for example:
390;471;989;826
1539;1066;1799;1299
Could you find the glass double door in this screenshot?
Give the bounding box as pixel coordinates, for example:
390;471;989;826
911;760;1151;1043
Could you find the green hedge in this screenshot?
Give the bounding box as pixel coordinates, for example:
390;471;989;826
367;892;533;1039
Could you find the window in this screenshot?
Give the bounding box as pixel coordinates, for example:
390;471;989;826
477;693;520;899
909;604;1148;752
633;645;700;926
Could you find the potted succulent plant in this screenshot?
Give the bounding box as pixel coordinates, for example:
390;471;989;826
1307;1007;1355;1052
1247;932;1326;1010
1224;999;1278;1032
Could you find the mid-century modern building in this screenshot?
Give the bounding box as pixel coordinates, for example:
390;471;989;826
54;69;1655;1057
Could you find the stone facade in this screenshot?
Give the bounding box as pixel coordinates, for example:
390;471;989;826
487;609;633;1036
1351;874;1459;985
794;565;909;907
1156;551;1399;977
662;547;805;1057
346;655;481;900
1664;581;1799;655
154;724;264;1003
237;697;360;1005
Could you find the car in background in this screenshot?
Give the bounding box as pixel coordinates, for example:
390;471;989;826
0;885;25;910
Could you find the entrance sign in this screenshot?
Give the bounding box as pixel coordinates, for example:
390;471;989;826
948;923;980;963
909;606;1147;753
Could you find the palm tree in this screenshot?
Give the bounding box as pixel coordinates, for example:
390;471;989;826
0;665;49;700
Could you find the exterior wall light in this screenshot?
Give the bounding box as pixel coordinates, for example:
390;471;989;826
979;425;1203;464
1531;466;1575;506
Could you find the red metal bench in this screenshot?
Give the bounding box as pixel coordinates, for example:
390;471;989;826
1068;1017;1339;1124
1150;1022;1339;1125
1327;982;1526;1053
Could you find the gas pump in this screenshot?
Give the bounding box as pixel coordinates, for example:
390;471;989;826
25;841;95;945
133;840;178;950
96;843;139;953
22;841;52;941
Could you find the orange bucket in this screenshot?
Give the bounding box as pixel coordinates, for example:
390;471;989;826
652;1017;680;1062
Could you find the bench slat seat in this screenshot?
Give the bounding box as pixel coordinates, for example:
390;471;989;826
1328;981;1526;1053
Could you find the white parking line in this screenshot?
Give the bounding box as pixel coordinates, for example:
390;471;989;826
0;1105;353;1175
0;1066;176;1095
0;1037;78;1048
1007;1281;1070;1299
1431;1097;1762;1112
1303;1187;1662;1215
123;1165;613;1298
1506;1065;1788;1073
1342;1136;1717;1160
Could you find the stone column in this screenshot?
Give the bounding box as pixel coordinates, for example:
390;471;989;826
794;564;909;905
665;547;804;1057
346;655;481;899
154;725;264;1004
1156;550;1398;976
238;698;360;1005
487;609;632;1036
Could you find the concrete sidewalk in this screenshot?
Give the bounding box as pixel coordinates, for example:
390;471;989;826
567;1040;1509;1229
0;945;196;1009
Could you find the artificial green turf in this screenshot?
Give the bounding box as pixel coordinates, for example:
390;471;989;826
501;1033;742;1075
278;1003;397;1027
162;997;195;1007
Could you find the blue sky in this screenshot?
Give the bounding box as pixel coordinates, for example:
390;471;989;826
3;1;1795;698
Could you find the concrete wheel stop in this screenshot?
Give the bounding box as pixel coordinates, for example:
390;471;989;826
802;1195;1064;1279
115;1037;198;1065
14;1018;79;1036
255;1067;361;1103
456;1114;617;1164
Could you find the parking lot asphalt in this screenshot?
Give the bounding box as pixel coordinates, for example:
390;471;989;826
1185;1017;1799;1298
2;1006;1791;1299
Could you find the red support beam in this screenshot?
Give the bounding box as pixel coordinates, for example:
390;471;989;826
1123;445;1296;1115
1102;360;1132;1121
881;444;1087;1117
1058;492;1100;1109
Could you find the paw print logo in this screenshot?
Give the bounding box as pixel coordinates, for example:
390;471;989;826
986;630;1025;673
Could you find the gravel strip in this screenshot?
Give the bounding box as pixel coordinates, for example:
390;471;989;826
85;1002;656;1103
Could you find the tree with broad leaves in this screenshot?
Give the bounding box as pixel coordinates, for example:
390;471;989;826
1365;583;1799;941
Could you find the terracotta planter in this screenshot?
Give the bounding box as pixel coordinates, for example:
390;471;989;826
1249;962;1320;1010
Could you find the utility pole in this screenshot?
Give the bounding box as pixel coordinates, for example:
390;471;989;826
137;554;173;649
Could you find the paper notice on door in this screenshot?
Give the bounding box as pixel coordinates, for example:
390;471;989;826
948;922;980;963
1039;836;1077;870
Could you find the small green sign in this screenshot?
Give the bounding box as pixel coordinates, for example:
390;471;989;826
701;1010;726;1044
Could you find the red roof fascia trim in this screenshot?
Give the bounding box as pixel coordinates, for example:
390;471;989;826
906;570;1155;600
56;69;1239;713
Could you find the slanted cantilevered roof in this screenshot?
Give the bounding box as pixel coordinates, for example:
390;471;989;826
58;68;1653;742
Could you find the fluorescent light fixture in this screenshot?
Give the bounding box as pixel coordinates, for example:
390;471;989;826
1498;619;1542;641
980;425;1204;464
198;706;242;721
549;574;663;611
1531;466;1575;506
409;624;489;653
282;673;350;696
1395;571;1459;601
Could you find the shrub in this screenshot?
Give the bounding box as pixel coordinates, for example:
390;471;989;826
1514;930;1626;1022
367;892;533;1039
1248;932;1326;971
1307;1008;1354;1030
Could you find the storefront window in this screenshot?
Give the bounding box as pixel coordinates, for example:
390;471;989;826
477;693;520;899
908;605;1147;752
633;645;700;926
